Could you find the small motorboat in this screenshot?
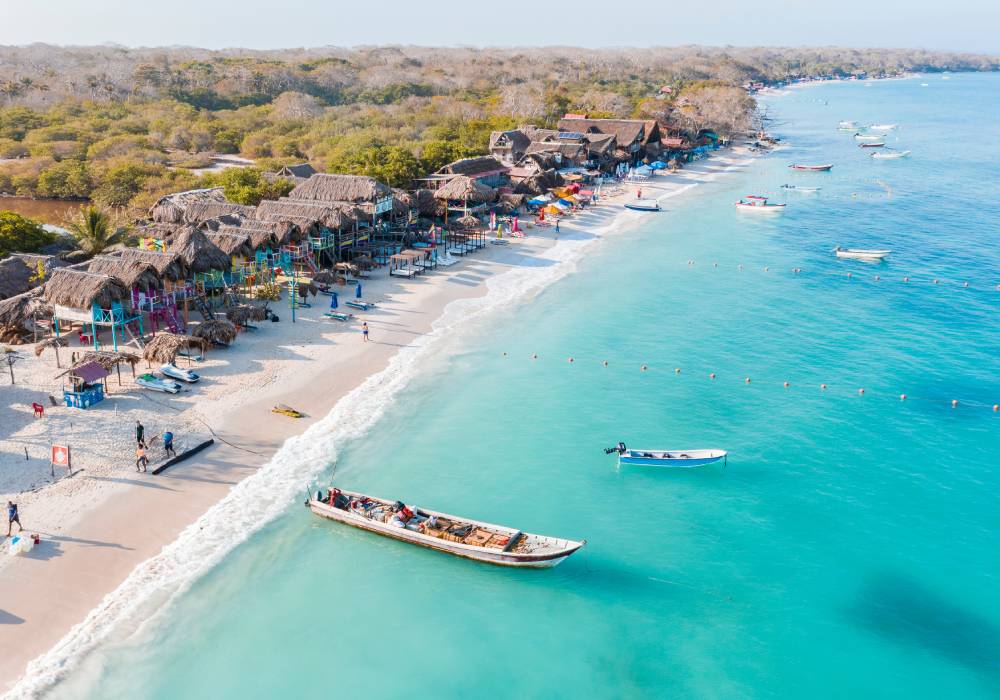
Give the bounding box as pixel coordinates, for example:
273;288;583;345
307;487;585;568
869;124;898;132
160;363;199;383
624;199;661;212
854;133;883;142
272;404;304;418
834;247;892;260
736;196;786;212
871;150;911;160
136;373;181;394
780;184;821;193
837;121;860;130
859;142;885;148
605;443;727;468
789;163;833;171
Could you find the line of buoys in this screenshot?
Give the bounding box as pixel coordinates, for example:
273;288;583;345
509;355;998;411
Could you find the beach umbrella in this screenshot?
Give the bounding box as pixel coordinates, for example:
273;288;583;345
330;292;338;310
355;284;362;299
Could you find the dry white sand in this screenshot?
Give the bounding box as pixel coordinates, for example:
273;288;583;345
0;147;754;696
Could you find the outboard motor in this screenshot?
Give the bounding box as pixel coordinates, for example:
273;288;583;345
603;442;627;455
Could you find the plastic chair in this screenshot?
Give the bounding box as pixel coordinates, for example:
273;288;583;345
78;330;92;345
31;403;44;418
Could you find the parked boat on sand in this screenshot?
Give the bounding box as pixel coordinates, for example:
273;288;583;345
605;443;727;468
307;488;585;568
624;199;661;212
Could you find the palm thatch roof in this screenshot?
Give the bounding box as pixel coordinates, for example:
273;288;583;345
433;176;496;203
77;349;140;370
289;174;391;204
148;188;226;224
435;156;508;178
0;288;52;328
183;201;257;225
204;231;252;258
86;255;162;289
34;335;68;357
166;226;232;273
225;303;268;326
43;268;129;310
142;333;208;364
455;214;481;228
0;254;68;301
257;199;358;230
118;249;188;282
136;222;189;242
311;270;337;285
192;318;238;345
412;189;438;216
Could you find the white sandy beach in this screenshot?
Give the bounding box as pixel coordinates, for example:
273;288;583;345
0;145;754;697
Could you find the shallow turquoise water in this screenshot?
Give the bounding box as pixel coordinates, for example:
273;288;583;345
53;74;1000;699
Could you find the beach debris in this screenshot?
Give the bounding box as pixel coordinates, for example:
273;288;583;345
272;404;304;418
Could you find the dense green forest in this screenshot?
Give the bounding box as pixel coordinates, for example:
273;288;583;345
0;45;996;215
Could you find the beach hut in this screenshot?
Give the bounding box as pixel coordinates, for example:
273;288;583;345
0;287;52;344
142;333;208;366
43;268;142;352
86;255;162;291
148;188;227;224
167;225;232;274
204;231;253;263
0;254;69;301
182;201;257;227
58;360;110;408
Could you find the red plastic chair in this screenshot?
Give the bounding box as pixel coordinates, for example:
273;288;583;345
31;403;44;418
78;330;92;345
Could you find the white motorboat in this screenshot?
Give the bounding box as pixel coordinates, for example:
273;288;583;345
837;121;860;130
625;199;661;212
780;185;821;193
869;124;898;132
855;133;883;142
871;150;911;160
736;195;786;212
136;373;182;394
307;488;585;568
834;247;892;260
606;443;727;468
160;363;199;383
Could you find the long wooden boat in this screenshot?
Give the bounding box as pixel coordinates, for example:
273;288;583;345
859;142;885;148
834;247;891;260
780;184;821;193
736;196;785;212
869;123;898;131
854;133;883;141
789;163;833;171
871;150;911;160
624;199;661;212
307;488;585;568
610;448;728;468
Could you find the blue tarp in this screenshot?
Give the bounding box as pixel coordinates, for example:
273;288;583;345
648;161;667;170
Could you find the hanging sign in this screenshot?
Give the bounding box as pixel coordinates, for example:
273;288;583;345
374;196;394;215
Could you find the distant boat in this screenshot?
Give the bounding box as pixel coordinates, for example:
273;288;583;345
736;195;786;212
606;443;727;468
921;83;929;87
835;247;891;260
869;124;898;132
871;150;911;160
855;133;883;142
837;120;860;130
625;199;661;212
789;163;833;171
859;142;885;148
307;487;585;568
780;184;821;192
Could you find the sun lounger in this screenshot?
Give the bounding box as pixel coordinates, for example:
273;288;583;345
390;267;418;277
324;312;353;322
345;300;373;311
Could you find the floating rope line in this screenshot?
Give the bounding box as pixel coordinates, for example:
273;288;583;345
500;353;1000;413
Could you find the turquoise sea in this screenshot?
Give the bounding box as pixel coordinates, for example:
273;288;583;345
48;74;1000;698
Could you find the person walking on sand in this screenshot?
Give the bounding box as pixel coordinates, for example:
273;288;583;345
555;219;560;233
163;430;176;458
637;188;642;199
362;322;370;343
7;501;22;538
136;444;148;472
135;419;145;448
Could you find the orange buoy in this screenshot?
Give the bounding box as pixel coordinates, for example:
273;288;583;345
858;388;865;395
847;272;852;278
996;284;1000;291
709;373;716;379
994;404;999;412
951;399;958;408
900;394;906;401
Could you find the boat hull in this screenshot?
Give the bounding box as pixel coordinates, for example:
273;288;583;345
789;164;833;171
618;450;727;468
308;498;584;568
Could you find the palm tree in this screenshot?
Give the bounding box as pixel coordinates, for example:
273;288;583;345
64;205;128;256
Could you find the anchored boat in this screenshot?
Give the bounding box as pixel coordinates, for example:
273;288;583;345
307;488;585;568
854;133;883;142
780;184;821;193
871;150;911;160
837;121;860;130
869;123;898;131
859;141;885;148
789;163;833;171
834;247;891;260
606;443;727;468
624;199;661;212
736;195;785;212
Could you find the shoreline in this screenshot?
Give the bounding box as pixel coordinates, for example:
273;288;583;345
0;145;755;697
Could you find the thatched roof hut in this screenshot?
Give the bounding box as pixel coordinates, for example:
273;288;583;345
136;222;189;242
289;174;391;204
225;303;268;326
193;318;238;346
148;188;226;224
256;199;358;230
0;254;68;301
411;189;438;217
433;176;496;203
166;226;232;273
204;231;253;258
435;156;507;178
118;249;188;282
43;268;129;310
183;201;256;225
0;288;51;329
142;333;208;365
455;214;481;228
86;255;161;290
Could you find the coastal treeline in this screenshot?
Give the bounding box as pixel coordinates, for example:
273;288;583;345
0;45;995;214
